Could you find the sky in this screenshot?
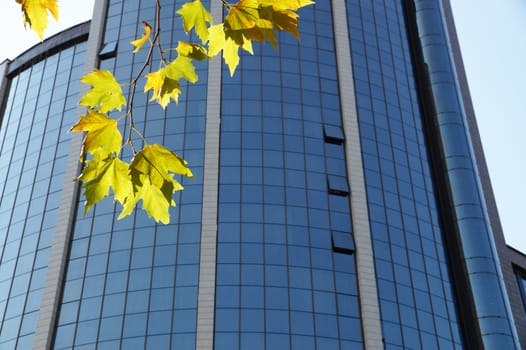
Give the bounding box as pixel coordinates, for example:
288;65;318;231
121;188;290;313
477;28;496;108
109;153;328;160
450;1;526;253
1;1;525;252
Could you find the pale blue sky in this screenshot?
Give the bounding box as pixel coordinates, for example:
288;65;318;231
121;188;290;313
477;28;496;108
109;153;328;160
451;1;526;252
1;1;525;252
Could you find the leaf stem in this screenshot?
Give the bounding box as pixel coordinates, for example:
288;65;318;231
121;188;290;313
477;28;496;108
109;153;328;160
221;0;231;10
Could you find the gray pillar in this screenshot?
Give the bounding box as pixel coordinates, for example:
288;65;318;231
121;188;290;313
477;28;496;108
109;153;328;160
195;0;222;348
331;0;384;348
32;1;108;348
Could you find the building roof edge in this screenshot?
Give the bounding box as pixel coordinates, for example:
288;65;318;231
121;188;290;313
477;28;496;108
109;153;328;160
7;21;91;77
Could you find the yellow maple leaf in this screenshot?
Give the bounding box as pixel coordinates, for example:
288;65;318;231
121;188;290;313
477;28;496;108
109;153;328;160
141;144;193;179
70;109;123;157
259;6;299;39
144;57;198;108
257;0;315;10
226;0;259;29
208;24;253;76
176;0;212;44
144;69;181;108
17;0;59;40
119;177;173;224
130;21;152;53
144;70;164;102
223;0;313;47
79;70;126;113
119;144;192;223
208;24;226;58
159;77;183;107
77;154;132;215
165;56;198;83
224;0;265;46
176;41;209;61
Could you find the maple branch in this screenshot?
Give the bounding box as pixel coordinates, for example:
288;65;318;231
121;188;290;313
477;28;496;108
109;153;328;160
155;0;167;65
126;0;162;152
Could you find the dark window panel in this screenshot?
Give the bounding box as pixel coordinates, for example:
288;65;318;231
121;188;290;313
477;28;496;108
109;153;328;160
332;231;356;255
327;175;349;196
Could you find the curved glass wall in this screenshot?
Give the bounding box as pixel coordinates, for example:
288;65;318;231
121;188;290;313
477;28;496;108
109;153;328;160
53;1;208;349
347;0;463;348
0;0;519;349
0;41;87;349
215;2;363;349
412;0;519;347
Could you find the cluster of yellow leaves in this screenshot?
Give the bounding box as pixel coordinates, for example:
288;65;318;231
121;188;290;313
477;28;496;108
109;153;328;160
23;0;314;223
71;70;193;224
141;0;314;106
223;0;313;48
223;0;314;74
16;0;59;39
178;0;314;75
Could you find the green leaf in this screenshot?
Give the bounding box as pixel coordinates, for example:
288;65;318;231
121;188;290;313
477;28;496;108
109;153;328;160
70;109;123;157
79;69;126;113
119;144;193;223
176;0;212;44
77;154;132;215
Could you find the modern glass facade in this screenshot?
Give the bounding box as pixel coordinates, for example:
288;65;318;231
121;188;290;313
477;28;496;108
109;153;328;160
53;0;208;348
215;1;363;349
346;1;464;348
0;0;523;349
0;26;87;349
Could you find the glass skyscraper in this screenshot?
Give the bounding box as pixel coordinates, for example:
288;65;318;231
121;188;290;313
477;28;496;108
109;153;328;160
0;0;524;349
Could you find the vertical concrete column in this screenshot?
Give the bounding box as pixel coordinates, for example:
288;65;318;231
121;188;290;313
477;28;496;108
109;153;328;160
32;1;108;348
195;0;222;348
331;0;384;348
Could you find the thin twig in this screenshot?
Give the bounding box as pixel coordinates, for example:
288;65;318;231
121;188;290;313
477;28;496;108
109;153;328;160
155;1;167;65
125;0;162;152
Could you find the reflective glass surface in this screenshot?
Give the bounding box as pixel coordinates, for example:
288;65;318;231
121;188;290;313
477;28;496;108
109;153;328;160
215;2;363;349
413;0;518;347
53;1;207;348
346;0;463;348
0;0;492;348
0;42;87;349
